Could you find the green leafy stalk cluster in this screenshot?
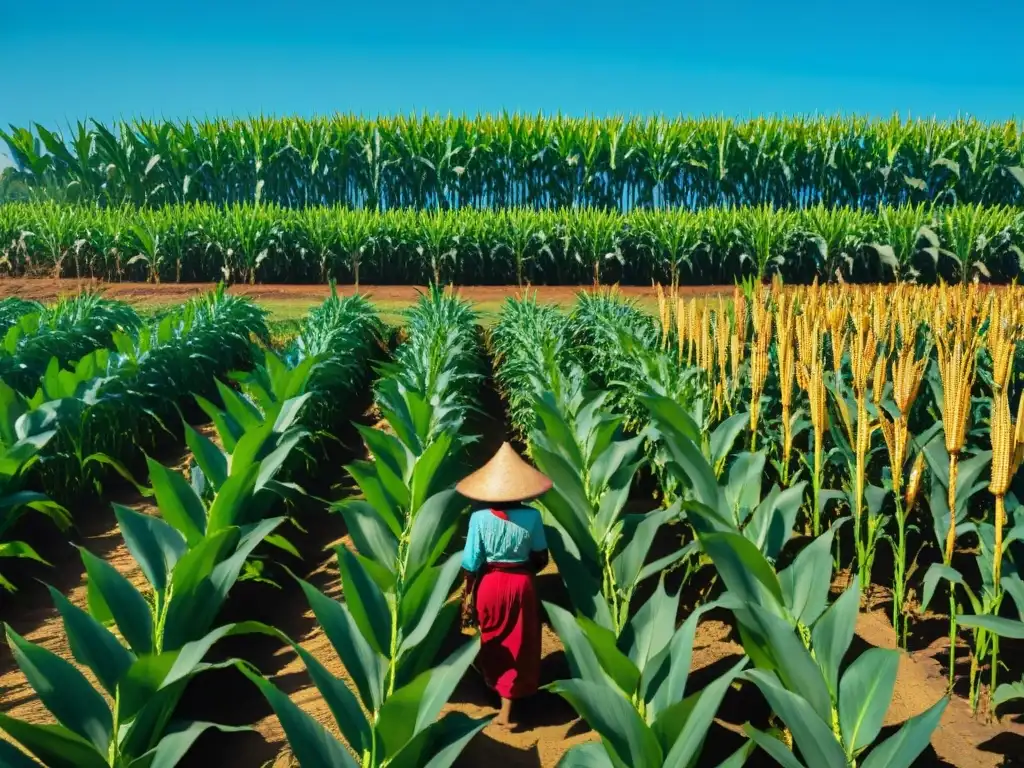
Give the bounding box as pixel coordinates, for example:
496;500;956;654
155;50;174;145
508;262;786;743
639;392;949;767
3;114;1024;209
0;380;312;766
5;289;268;510
239;284;492;767
3;202;1024;284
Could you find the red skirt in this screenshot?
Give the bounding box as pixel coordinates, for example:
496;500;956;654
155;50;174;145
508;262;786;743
474;563;541;699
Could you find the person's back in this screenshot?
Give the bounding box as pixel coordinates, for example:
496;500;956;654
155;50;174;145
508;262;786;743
456;443;552;728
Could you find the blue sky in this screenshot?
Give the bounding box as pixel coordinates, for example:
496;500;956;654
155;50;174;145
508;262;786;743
2;0;1022;153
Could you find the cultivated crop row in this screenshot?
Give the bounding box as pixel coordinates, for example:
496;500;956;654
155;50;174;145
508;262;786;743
3;114;1024;209
243;286;492;765
3;202;1024;285
0;290;269;590
490;290;956;765
0;287;395;765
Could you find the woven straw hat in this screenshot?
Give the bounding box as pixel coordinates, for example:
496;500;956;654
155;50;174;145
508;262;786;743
455;442;552;503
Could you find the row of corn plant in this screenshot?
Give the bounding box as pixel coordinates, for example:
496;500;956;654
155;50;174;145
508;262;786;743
0;369;315;765
4;202;1024;284
648;279;1024;718
236;286;493;766
4;114;1024;209
519;332;948;765
491;295;690;637
0;381;68;591
22;289;268;509
609;392;952;767
0;291;141;394
0;289;390;764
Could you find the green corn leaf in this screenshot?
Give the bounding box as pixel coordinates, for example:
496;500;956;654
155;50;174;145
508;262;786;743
612;505;680;603
593;459;641;544
533;447;595;531
710;412;751;473
118;653;179;722
206;464;260;532
298;577;386;713
641;602;720;721
213;380;263;430
288;643;370;757
377;637;481;760
0;540;48;565
540;487;600;567
714;739;757;768
184;424;228;490
386;711;493;768
548;679;663;768
146;457;207;545
4;626;112;754
723;452;767;524
695;530;784;613
920;563;965;614
0;736;42;768
337;545;392;657
859;696;947;768
337;499;400;565
743;725;806;768
641;393;722;510
254;428;309;491
161;527;239;649
46;586;133;698
577;614;641;695
779;524;839;627
410;430;452;511
556;742;617;767
544;601;610;686
239;664;358;768
395;602;460;688
398;553;463;655
740;604;833;724
79;547;154;655
956;614;1024;639
346;460;404;538
406;489;464;577
0;714;107;768
545;523;614;630
659;657;748;768
194;394;243;453
139;721;253;768
114;503;186;597
992;680;1024;707
745;482;806;561
839;647;900;756
810;577;860;698
744;669;847;768
354;423;411;485
620;577;679;674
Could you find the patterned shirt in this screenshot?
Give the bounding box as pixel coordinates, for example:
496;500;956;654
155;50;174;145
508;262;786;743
461;506;548;573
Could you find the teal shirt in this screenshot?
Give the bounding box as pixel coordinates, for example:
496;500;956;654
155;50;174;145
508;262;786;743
461;506;548;573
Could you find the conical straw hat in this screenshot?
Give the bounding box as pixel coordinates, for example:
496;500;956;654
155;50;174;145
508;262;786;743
455;442;552;503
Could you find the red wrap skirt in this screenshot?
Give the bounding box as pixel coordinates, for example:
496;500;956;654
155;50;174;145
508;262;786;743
474;561;541;699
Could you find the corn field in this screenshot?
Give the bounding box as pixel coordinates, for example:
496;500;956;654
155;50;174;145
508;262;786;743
2;201;1024;285
1;282;1024;767
3;115;1024;210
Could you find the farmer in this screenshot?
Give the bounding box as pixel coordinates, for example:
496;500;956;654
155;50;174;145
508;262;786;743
457;442;552;728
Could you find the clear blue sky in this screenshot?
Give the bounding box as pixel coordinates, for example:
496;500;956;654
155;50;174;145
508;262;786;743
2;0;1022;137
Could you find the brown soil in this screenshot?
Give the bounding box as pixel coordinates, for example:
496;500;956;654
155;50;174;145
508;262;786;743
0;278;731;306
